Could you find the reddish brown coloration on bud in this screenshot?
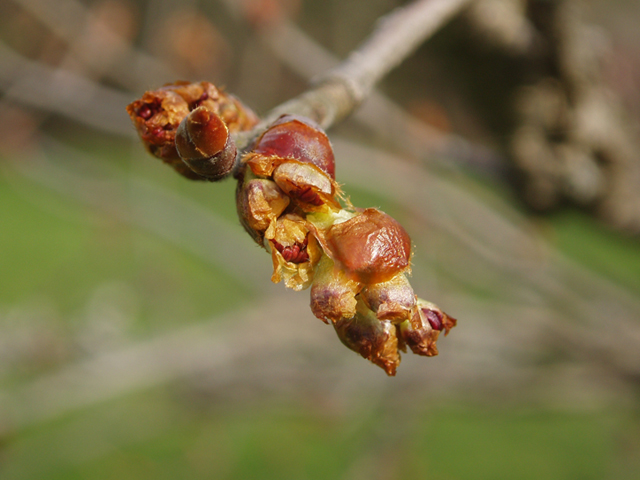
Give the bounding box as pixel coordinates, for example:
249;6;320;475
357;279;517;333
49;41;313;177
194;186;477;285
126;81;257;180
419;301;457;335
175;107;236;180
252;115;335;179
273;237;310;263
126;88;202;179
334;300;401;376
326;208;412;284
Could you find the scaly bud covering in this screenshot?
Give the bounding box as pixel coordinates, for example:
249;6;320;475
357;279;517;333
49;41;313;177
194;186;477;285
249;114;335;179
334;299;401;376
126;81;258;180
175;106;237;180
126;85;458;375
236;179;290;244
324;208;412;284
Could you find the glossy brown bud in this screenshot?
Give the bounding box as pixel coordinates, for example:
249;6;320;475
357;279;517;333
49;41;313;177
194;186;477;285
175;107;237;180
361;273;417;323
326;208;412;284
250;115;335;179
334;300;401;376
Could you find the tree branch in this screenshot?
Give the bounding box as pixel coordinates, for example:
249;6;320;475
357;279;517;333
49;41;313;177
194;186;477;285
234;0;473;150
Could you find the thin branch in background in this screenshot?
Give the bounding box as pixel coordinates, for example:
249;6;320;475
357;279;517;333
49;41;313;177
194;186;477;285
2;136;270;289
10;0;177;90
256;16;506;177
0;42;133;136
319;0;472;103
234;0;474;150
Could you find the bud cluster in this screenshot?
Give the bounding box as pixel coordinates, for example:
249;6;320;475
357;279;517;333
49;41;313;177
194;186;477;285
127;82;456;375
236;115;456;375
126;81;258;180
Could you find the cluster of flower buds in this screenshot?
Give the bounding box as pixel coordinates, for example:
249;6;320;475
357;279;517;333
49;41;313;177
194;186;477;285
127;82;456;375
126;81;258;180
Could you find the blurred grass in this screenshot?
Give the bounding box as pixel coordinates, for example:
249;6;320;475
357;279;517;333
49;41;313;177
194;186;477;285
0;162;250;337
549;211;640;295
2;144;640;479
1;385;637;480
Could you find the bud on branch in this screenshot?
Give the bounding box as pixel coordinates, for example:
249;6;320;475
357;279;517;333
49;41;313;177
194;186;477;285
127;81;457;375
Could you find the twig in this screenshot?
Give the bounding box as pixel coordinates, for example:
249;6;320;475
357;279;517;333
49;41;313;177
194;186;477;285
257;15;505;177
234;0;473;150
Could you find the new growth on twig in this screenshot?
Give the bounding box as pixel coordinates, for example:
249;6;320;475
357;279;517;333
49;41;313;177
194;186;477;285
126;0;464;374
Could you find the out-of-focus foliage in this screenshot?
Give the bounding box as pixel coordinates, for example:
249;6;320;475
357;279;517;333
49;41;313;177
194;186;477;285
1;0;639;479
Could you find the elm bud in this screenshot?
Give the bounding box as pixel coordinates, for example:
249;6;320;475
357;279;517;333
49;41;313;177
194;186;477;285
175;107;237;180
126;81;257;180
326;208;412;284
252;115;335;179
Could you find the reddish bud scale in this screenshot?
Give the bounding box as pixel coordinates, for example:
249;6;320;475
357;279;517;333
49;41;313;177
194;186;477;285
175;107;237;180
252;115;335;179
326;208;412;284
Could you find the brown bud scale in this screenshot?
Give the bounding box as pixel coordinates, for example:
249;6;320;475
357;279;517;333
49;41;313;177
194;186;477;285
327;208;412;284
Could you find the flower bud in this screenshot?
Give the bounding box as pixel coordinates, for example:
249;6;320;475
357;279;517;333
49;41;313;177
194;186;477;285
175;107;237;180
236;178;290;244
334;300;401;376
269;214;322;291
361;273;417;323
310;255;360;323
326;208;412;284
251;115;335;179
126;88;202;179
126;81;257;180
398;300;457;357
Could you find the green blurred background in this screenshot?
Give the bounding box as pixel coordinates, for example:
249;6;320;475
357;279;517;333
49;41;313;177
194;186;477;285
1;0;640;478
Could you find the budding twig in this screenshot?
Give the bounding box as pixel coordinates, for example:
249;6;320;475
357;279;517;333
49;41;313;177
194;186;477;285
234;0;473;151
